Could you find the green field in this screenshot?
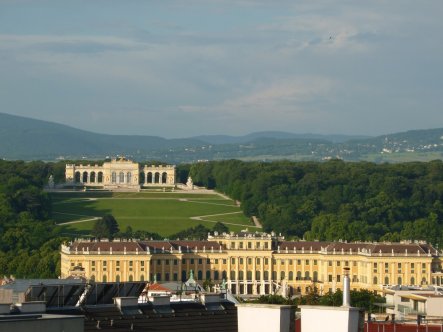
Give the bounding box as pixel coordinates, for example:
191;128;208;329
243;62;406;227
51;191;257;237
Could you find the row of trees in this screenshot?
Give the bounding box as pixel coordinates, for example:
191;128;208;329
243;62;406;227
190;159;443;246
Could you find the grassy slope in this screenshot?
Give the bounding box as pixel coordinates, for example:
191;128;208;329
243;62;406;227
51;191;254;237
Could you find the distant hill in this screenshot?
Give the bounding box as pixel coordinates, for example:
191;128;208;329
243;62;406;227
0;112;442;162
0;113;201;160
192;131;369;144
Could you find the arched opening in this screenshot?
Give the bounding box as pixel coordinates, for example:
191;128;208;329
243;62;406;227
116;275;120;282
384;276;389;285
162;172;167;184
247;271;252;280
154;172;160;184
97;172;103;183
281;271;285;280
90;275;95;282
129;275;133;282
82;171;88;183
264;271;269;280
182;270;187;281
147;172;153;183
296;271;302;280
140;274;144;281
373;276;378;284
421;277;427;285
198;270;203;280
206;270;211;280
289;271;294;280
313;271;318;282
127;172;132;184
398;277;402;285
139;172;145;184
411;277;415;285
256;271;260;280
222;270;227;279
305;271;310;280
103;275;107;282
90;172;96;183
214;271;219;280
119;172;124;183
239;271;244;280
112;172;117;183
156;273;161;281
75;172;81;183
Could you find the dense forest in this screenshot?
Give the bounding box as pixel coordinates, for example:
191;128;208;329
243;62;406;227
0;160;64;278
190;159;443;246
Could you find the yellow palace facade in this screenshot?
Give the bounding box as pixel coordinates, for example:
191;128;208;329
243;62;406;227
60;232;443;296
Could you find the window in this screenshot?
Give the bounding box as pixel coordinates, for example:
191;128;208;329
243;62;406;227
157;260;161;265
239;242;244;249
215;259;219;264
281;259;285;265
328;275;333;282
345;261;349;267
385;263;389;273
297;259;301;265
207;258;210;264
336;275;341;282
231;242;235;249
165;260;169;265
314;260;317;266
174;259;177;265
214;271;219;280
182;258;186;264
313;271;318;282
337;261;340;267
256;242;260;249
119;172;124;183
289;271;294;280
281;271;285;280
231;258;235;264
306;260;310;265
141;261;144;267
198;259;202;265
248;258;252;265
256;258;260;265
255;271;260;280
206;271;211;280
373;276;378;285
264;242;269;249
111;172;116;183
305;271;310;280
398;263;402;273
240;258;244;264
411;277;415;285
264;258;268;265
328;261;332;267
248;242;252;249
191;259;194;264
223;259;227;264
165;273;170;281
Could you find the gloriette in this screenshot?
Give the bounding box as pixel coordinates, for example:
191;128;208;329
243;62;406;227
65;157;175;190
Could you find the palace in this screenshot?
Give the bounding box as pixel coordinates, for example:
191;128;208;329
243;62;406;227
60;232;443;296
65;157;175;190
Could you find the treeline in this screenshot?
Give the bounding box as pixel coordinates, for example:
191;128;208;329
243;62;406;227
189;159;443;246
0;160;64;278
254;288;384;311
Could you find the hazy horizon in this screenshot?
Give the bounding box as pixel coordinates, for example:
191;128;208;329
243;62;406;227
1;1;442;138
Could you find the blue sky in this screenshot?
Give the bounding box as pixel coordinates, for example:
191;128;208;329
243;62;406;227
1;0;442;138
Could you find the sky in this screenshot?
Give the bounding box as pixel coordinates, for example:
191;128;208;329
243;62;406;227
0;0;442;138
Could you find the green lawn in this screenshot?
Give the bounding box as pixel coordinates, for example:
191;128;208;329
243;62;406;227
51;191;255;237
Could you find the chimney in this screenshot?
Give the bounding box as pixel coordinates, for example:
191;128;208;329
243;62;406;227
342;267;351;307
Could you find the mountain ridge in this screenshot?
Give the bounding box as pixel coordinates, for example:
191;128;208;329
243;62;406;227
1;112;442;162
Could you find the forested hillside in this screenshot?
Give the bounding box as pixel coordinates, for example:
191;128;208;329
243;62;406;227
190;160;443;246
0;160;63;278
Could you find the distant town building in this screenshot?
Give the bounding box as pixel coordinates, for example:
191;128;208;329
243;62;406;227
60;232;443;297
65;157;175;190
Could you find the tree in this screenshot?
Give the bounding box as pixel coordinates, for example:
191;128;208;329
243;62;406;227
212;222;229;234
92;215;120;239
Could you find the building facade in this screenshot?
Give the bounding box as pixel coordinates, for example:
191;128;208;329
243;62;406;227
60;232;443;296
65;157;176;190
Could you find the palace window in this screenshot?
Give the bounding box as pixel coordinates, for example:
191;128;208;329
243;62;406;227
264;258;268;265
328;275;333;282
336;275;341;282
223;259;227;264
198;259;202;265
191;259;194;264
127;172;132;183
264;242;269;249
247;242;252;249
306;260;310;265
314;260;317;265
398;263;402;273
239;258;244;265
231;242;235;249
111;172;116;183
298;260;301;265
239;242;244;249
385;263;389;273
182;258;186;264
248;258;252;265
119;172;124;183
336;261;340;267
207;258;210;264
